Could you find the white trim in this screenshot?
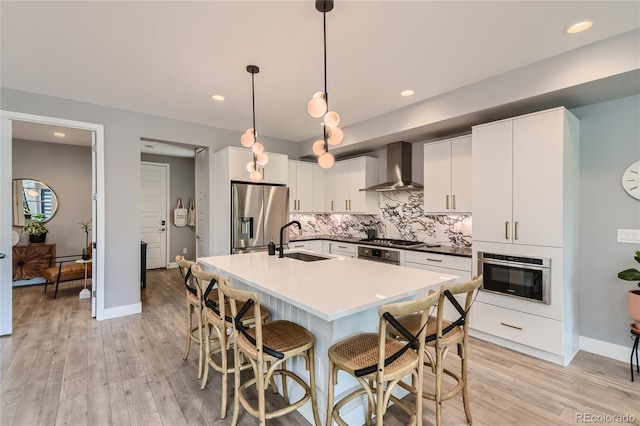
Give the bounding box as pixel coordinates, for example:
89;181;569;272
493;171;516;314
0;110;106;329
100;302;142;320
579;335;632;363
167;262;178;269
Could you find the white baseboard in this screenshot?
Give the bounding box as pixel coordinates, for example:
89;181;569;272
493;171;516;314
579;336;632;363
166;262;178;269
100;302;142;320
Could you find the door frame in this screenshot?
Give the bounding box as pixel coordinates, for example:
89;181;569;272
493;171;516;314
0;111;105;334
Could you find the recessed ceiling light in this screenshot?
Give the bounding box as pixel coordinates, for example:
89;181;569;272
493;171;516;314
400;90;414;97
565;19;594;34
53;132;65;137
211;94;225;101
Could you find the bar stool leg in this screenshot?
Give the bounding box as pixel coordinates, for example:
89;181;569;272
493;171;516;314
184;304;193;360
307;347;322;426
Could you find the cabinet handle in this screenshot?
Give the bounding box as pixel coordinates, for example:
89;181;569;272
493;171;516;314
500;322;523;331
445;195;449;210
349;199;352;210
292;244;305;248
505;221;509;240
337;245;347;249
452;194;456;210
426;258;443;262
262;168;265;180
514;221;519;240
331;200;334;211
345;200;349;210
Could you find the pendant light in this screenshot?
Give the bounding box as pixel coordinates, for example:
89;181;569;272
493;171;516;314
308;0;343;169
240;64;269;182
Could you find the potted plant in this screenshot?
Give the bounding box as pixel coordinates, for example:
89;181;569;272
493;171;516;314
618;250;640;329
22;220;48;243
79;219;92;259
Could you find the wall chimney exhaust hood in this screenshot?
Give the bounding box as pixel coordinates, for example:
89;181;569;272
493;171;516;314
360;141;423;192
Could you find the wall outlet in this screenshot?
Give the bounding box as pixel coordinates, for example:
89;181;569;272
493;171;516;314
182;247;188;254
617;229;640;244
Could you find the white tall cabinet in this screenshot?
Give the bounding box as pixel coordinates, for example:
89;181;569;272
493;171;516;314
472;109;576;247
288;160;314;213
471;107;580;366
212;147;288;255
423;136;472;214
324;157;378;213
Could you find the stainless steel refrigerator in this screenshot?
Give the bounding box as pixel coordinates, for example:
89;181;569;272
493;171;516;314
231;183;289;254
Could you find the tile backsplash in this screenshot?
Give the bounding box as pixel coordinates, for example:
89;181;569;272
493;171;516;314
291;190;472;247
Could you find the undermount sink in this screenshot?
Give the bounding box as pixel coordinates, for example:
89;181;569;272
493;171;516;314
282;252;330;262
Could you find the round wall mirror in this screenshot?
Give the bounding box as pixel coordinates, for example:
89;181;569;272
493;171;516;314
12;178;59;226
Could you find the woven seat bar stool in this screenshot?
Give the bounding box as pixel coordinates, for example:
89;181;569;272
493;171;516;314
388;276;483;426
176;255;205;379
217;278;321;426
191;264;271;419
326;290;440;426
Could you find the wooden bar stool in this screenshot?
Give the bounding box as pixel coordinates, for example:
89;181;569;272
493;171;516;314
191;264;271;418
388;276;482;426
326;290;440;426
217;278;321;426
176;255;205;379
327;293;439;426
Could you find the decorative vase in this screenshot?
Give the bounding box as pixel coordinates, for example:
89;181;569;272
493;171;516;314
29;233;46;244
629;290;640;329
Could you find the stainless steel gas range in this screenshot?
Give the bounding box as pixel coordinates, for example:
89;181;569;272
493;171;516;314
357;238;439;265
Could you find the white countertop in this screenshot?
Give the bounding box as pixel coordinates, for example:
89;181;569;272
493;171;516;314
198;250;458;322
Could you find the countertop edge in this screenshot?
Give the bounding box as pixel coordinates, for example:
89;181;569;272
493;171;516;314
290;235;472;258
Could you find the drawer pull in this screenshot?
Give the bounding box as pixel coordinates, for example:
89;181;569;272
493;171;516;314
426;258;443;262
337;245;347;249
292;244;305;248
500;322;523;331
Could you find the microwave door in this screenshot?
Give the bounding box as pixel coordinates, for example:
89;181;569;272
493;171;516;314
232;183;264;251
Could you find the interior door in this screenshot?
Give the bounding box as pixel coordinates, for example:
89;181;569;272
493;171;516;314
0;117;12;335
195;148;209;258
140;162;168;269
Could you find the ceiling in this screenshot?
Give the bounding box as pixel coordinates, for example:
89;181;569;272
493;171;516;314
2;1;639;150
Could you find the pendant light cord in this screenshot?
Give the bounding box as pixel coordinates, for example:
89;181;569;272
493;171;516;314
251;70;257;165
323;9;329;153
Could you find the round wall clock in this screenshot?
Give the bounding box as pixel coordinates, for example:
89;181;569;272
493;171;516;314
622;160;640;200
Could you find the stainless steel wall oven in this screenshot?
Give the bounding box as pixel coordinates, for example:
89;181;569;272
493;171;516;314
477;252;551;304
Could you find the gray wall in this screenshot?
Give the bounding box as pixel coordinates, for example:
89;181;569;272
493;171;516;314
573;94;640;346
141;153;196;262
1;87;300;310
12;139;92;256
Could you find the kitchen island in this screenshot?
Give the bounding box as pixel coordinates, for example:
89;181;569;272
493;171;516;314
198;250;457;425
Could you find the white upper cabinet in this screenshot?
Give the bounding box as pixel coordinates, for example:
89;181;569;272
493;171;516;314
423;136;472;213
288;160;314;213
472;107;579;247
227;146;288;185
324;157;378;213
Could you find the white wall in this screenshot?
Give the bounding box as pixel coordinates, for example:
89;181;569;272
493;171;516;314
573;94;640;346
1;88;299;310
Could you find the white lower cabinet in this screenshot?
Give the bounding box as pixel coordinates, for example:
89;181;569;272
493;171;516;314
403;251;472;323
327;242;357;258
288;241;310;250
307;240;323;253
472;301;563;355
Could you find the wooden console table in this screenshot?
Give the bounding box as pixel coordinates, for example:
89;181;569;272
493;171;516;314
12;243;56;281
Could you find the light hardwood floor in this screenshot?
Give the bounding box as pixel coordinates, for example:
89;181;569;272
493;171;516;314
1;269;638;426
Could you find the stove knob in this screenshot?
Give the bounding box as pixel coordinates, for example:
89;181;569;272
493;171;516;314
364;249;369;255
385;252;390;258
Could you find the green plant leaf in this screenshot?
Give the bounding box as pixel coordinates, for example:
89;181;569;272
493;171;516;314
618;268;640;281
